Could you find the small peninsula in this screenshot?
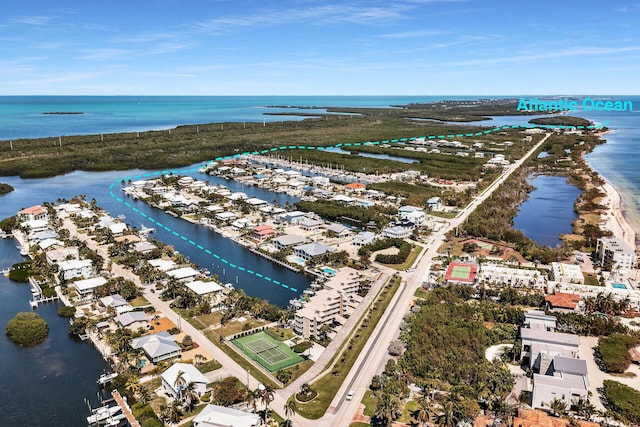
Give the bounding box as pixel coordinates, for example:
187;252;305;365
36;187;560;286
42;111;84;115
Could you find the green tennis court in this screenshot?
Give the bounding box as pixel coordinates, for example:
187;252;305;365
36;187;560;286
451;265;472;279
233;331;304;372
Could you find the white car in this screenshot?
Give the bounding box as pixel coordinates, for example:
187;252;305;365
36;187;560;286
346;390;354;401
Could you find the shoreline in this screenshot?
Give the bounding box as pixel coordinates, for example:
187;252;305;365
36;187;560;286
585;131;639;252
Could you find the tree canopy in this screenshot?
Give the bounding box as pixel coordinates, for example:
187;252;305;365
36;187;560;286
6;312;49;347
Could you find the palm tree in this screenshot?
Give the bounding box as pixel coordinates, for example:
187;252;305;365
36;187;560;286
436;400;460;427
125;374;142;398
374;391;401;427
168;399;183;424
159;404;170;424
194;353;206;367
259;384;275;422
412;396;435;427
284;399;297;426
247;388;259;413
182;382;199;412
549;397;567;417
174;370;187;401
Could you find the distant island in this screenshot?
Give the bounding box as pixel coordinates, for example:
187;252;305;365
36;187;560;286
42;112;84;115
0;183;14;195
528;115;592;127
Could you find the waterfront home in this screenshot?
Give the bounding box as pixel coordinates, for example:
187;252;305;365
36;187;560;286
245;197;268;207
72;276;107;300
344;182;366;193
231;218;253;231
325;223;351;238
46;246;79;264
382;225;412;239
20;219;50;233
398;205;426;226
273;234;307;251
352;231;376;247
185;280;224;306
58;259;93;281
28;229;58;244
215;211;238;223
148;258;177;272
532;356;589;410
17;205;48;222
131;331;181;363
293;242;336;261
166;267;200;283
99;294;130;312
426;196;443;212
108;222;128;237
38;238;64;251
115;311;151;331
299;218;323;231
161;363;209;400
193;404;262;427
133;241;157;254
312;176;330;186
281;211;307;224
253;225;275;241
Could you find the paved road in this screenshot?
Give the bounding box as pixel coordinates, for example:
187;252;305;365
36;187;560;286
323;132;553;427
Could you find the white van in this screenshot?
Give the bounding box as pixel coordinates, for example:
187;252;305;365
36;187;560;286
346;390;354;401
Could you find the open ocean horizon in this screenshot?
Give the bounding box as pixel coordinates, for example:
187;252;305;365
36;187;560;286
1;95;638;231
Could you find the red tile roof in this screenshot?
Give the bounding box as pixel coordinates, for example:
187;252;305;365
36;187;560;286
545;292;580;309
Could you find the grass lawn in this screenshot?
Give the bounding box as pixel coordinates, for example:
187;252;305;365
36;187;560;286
142;377;162;392
350;423;371;427
197;359;223;373
195;312;222;327
223;318;270;336
265;326;296;341
129;296;150;307
399;399;419;423
429;210;458;219
177;403;208;427
295;276;402;419
362;390;376;417
584;272;601;286
414;288;430;299
280;359;314;384
382;245;424;271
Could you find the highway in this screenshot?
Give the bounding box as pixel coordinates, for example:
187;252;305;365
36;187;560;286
319;132;553;427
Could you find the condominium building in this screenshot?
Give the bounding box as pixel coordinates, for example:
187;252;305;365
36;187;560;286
595;237;637;272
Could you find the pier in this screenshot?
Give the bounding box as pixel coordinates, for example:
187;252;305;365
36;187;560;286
111;390;140;427
29;295;60;308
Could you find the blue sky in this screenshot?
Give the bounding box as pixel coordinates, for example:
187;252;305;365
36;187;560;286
1;0;639;95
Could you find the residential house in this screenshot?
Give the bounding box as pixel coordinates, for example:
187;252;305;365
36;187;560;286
398;205;426;227
73;276;107;300
17;205;48;222
532;356;589;410
161;363;210;399
426;197;443;212
352;231;375;247
114;311;151;331
293;242;336;261
46;246;79;264
325;223;351;238
382;226;412;239
520;325;580;369
299;218;323;231
167;267;200;283
185;281;224;307
131;332;182;363
57;259;93;281
545;293;581;313
253;225;275;241
192;404;262;427
272;234;306;251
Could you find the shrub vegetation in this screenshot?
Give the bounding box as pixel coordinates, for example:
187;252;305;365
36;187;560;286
6;312;49;346
598;333;639;373
603;380;640;425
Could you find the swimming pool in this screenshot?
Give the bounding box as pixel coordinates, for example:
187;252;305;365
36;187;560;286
611;282;627;290
322;266;337;276
293;257;306;265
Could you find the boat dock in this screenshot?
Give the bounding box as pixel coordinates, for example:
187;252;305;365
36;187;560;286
29;294;60;308
111;390;140;427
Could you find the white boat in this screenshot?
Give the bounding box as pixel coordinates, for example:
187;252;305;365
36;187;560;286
97;372;118;385
289;299;303;309
139;224;155;235
86;405;121;425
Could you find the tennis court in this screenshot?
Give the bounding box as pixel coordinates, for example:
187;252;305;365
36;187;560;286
444;262;477;284
233;331;304;372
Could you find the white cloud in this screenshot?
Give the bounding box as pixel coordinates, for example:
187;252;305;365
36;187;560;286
10;15;55;26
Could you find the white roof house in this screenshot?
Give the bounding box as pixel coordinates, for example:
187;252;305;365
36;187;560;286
185;280;224;296
193;404;261;427
167;267;201;282
73;276;107;296
115;311;151;330
148;258;177;272
352;231;376;247
273;234;307;250
100;294;128;308
294;242;336;260
108;222;128;236
382;226;412;239
551;262;584;284
325;223;351;238
58;259;93;281
131;332;181;363
161;363;210;399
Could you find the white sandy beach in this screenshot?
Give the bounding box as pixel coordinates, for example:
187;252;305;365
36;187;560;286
600;180;637;251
